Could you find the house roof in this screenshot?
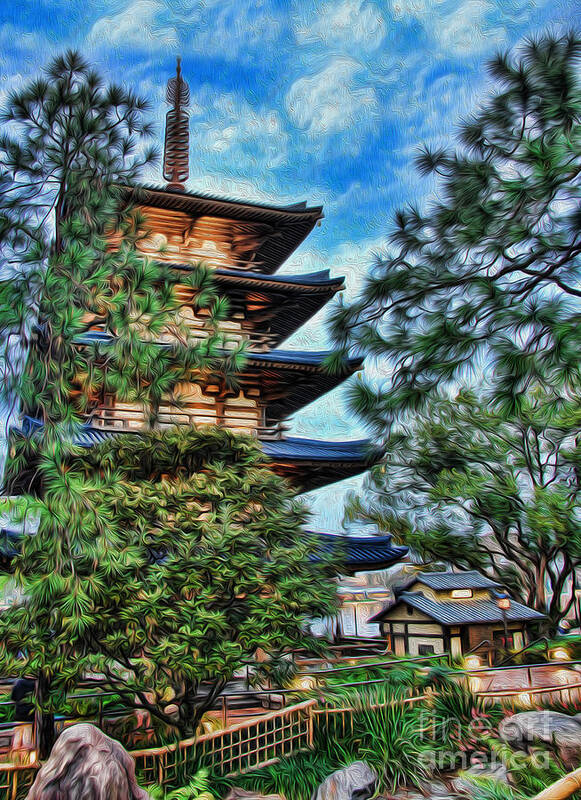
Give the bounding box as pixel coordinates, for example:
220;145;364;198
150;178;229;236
371;591;545;626
125;184;323;275
414;571;501;591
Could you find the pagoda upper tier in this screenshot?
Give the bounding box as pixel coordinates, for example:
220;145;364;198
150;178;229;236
80;180;380;494
113;184;324;275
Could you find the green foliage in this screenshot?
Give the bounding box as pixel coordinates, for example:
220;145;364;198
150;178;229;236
0;51;238;755
344;389;581;630
331;32;581;418
36;426;337;738
213;751;341;800
467;740;580;800
150;768;216;800
465;777;522;800
429;681;503;763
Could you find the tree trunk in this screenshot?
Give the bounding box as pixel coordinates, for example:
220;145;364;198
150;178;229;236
34;672;55;760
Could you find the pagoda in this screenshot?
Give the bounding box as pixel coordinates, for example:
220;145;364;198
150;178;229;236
8;62;407;575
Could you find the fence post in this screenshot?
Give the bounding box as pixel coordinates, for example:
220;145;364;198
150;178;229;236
307;705;314;749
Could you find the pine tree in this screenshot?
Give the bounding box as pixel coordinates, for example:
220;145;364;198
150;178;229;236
0;51;238;757
332;33;581;422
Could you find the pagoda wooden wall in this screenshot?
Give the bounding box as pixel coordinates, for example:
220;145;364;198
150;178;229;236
92;382;263;437
109;205;272;272
96;204;284;435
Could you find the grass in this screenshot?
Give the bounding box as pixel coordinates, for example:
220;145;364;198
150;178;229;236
211;750;341;800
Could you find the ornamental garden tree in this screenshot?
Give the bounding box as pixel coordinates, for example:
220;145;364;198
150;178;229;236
0;427;338;740
343;389;581;632
331;33;581;628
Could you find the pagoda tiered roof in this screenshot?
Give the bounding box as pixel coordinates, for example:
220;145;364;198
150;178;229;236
74;333;363;425
202;267;344;345
12;418;382;494
125;184;323;274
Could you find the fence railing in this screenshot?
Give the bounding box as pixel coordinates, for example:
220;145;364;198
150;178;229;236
131;699;316;789
0;762;37;800
2;657;581;797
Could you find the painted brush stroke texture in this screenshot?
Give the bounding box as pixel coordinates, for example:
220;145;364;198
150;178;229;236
0;0;578;529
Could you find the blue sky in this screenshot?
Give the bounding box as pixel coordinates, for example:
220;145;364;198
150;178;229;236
0;0;578;531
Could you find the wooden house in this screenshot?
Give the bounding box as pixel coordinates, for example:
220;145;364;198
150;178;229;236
370;570;544;663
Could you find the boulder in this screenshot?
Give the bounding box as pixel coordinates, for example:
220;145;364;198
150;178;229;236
499;711;581;768
311;761;378;800
452;761;509;795
26;723;149;800
223;790;286;800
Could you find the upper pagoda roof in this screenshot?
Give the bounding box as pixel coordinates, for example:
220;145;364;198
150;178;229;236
125;184;323;275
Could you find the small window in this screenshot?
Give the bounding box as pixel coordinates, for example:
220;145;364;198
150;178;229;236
451;588;473;599
418;644;435;656
406;605;414;616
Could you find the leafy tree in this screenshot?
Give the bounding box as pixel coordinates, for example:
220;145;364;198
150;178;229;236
344;390;581;630
0;51;238;756
331;33;581;419
0;428;339;740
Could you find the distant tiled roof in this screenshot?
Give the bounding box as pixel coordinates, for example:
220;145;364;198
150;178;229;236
312;531;408;571
415;570;501;591
0;527;407;574
371;591;545;625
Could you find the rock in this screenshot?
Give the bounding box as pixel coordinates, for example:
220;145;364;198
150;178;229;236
452;761;509;795
499;711;581;768
223;790;286;800
26;723;149;800
311;761;378;800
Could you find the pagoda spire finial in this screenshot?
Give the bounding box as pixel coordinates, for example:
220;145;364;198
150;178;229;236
163;56;190;191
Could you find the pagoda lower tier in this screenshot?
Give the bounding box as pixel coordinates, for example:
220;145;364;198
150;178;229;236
11;417;382;494
73;332;363;435
0;524;407;576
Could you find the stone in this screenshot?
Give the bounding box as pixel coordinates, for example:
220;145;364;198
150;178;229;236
311;761;378;800
26;723;150;800
223;790;286;800
499;711;581;768
452;761;509;795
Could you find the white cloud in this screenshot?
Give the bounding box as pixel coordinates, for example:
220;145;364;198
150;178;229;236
89;1;178;51
386;0;530;56
285;57;379;140
389;0;446;19
89;0;282;61
294;0;386;52
183;90;290;187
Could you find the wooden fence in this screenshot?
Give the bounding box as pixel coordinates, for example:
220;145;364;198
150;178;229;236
2;664;581;798
131;699;316;790
476;680;581;711
0;762;37;800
